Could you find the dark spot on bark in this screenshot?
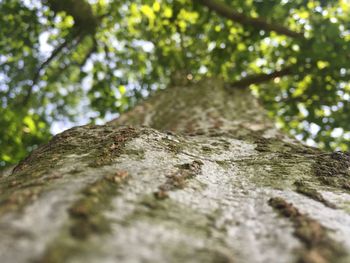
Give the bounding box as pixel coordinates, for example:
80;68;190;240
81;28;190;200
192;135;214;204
187;129;206;136
0;187;41;216
36;171;129;263
268;197;346;263
162;137;183;154
177;160;203;173
313;151;350;191
122;148;145;160
294;181;336;209
68;170;128;239
254;137;270;152
254;136;318;155
88;126;140;167
201;146;212;152
208;129;225;137
154;160;203;198
0;171;65;215
154;189;169;200
215;160;231;169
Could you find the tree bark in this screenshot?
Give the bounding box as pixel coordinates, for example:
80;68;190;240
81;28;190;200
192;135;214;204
1;78;350;263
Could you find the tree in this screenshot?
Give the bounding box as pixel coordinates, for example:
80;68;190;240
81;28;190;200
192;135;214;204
1;0;350;262
1;77;350;263
2;0;350;167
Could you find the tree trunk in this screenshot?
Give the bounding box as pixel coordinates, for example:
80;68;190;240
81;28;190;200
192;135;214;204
1;78;350;263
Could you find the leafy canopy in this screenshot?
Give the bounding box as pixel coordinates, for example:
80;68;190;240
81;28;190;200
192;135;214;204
1;0;350;167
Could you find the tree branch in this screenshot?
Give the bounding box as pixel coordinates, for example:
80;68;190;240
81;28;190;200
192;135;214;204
195;0;305;39
230;67;292;88
23;32;84;106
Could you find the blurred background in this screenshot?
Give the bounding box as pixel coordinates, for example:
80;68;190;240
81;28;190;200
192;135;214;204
1;0;350;169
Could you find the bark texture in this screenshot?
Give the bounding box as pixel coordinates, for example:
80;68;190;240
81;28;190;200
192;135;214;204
1;78;350;263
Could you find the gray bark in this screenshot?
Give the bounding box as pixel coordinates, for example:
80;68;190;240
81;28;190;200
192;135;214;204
1;78;350;263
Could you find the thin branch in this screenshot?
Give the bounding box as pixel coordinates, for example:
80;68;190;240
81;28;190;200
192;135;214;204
230;67;293;88
23;32;84;105
195;0;305;39
35;40;69;79
23;40;69;105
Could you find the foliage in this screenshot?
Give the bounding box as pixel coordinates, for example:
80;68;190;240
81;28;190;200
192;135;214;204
1;0;350;167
